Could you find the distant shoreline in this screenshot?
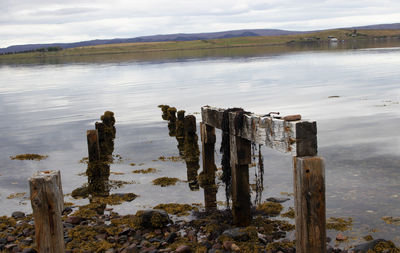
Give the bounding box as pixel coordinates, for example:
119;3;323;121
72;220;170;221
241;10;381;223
1;29;399;64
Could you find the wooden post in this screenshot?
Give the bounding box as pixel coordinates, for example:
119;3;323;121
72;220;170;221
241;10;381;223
200;122;217;212
29;170;65;253
293;156;326;253
87;129;100;162
230;134;251;226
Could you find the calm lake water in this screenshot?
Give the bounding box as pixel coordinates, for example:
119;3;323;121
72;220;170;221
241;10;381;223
0;42;400;247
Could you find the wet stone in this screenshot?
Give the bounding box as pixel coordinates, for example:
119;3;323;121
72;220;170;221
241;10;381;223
21;248;37;253
165;232;177;243
135;210;171;228
175;245;192;253
222;228;249;241
7;236;16;242
65;216;83;225
352;239;388;252
11;211;25;219
21;237;33;245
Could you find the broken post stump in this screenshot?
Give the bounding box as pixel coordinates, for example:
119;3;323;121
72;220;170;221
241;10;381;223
230;134;252;226
200;122;217;212
293;156;326;253
29;170;65;253
87;129;100;162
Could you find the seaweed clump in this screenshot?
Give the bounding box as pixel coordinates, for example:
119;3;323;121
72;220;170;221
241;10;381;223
369;241;400;253
256;202;283;217
281;207;295;219
10;154;48;161
153;203;199;216
152;177;179;187
132;168;159;174
326;217;353;231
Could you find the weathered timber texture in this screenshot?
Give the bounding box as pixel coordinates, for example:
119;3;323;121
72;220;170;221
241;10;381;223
29;170;65;253
293;157;326;253
201;106;317;156
230;133;251;226
87;129;100;162
200;122;217;212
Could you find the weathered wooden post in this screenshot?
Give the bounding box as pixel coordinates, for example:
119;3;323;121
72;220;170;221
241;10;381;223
87;129;100;162
200;122;217;212
29;170;65;253
293;156;326;253
292;121;326;253
184;115;200;190
230;133;251;226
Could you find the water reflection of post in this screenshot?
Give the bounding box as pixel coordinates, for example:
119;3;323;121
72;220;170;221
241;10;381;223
199;123;217;212
184;115;200;190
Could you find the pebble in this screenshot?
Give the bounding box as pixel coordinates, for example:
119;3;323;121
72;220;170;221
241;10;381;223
65;216;82;225
336;233;348;241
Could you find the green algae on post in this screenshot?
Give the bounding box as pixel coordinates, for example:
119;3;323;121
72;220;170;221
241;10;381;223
153;203;199;216
152;177;179;187
10;154;48;161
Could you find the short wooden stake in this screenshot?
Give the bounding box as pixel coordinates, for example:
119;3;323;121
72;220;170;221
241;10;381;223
87;129;100;162
200;122;217;212
293;156;326;253
29;170;65;253
230;134;251;226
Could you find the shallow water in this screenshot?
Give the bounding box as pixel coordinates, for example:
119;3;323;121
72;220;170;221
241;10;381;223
0;43;400;247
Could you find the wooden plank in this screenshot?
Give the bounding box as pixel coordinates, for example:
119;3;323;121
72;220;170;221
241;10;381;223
201;106;317;156
293;157;326;253
29;170;65;253
87;129;100;162
200;122;217;212
230;134;251;226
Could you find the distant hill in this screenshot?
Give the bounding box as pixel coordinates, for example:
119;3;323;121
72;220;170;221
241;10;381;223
1;23;400;54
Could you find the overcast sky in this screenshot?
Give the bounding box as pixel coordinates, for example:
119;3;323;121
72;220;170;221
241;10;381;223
1;0;400;48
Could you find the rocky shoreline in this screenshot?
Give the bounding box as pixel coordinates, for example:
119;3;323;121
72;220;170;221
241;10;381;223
1;201;399;253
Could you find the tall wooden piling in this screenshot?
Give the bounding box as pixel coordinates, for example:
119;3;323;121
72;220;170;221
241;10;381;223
87;129;100;162
230;134;251;226
293;156;326;253
184;115;200;190
29;170;65;253
200;122;217;212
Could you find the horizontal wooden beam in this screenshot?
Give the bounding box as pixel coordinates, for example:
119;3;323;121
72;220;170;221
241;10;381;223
201;106;317;157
